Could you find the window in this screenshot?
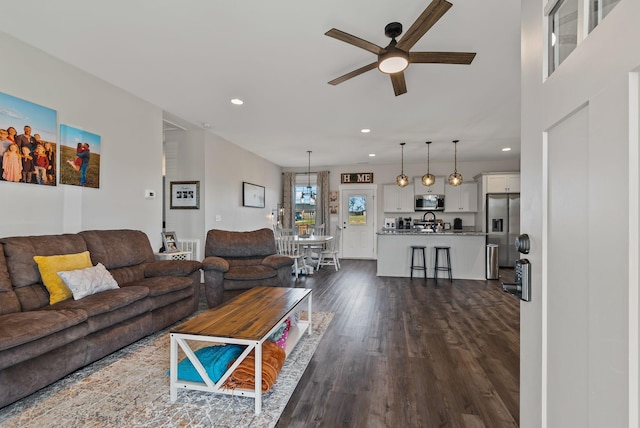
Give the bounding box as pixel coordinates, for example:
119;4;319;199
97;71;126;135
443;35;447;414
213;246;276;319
294;174;317;236
547;0;621;75
348;195;367;226
548;0;578;75
589;0;621;31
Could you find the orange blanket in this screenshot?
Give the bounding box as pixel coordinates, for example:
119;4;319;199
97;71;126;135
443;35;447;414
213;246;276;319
223;340;286;393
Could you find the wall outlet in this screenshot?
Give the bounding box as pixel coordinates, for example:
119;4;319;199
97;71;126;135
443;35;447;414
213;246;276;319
144;189;156;199
215;215;222;221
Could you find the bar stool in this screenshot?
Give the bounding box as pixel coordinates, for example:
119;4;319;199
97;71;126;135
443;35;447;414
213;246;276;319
433;246;452;281
410;245;427;279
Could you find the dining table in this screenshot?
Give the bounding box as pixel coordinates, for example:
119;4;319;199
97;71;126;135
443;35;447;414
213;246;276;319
293;235;334;274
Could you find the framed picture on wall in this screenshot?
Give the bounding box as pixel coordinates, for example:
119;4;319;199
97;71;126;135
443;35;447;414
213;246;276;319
170;181;199;209
242;182;265;208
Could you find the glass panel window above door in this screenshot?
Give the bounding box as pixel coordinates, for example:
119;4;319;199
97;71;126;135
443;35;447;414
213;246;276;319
548;0;578;75
589;0;621;32
348;195;367;225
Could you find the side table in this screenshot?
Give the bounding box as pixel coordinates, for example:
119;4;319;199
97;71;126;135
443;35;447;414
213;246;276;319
154;250;192;261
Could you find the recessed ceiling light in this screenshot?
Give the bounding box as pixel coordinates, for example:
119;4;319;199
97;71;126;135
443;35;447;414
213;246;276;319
361;128;371;133
369;153;376;157
502;147;512;152
230;98;244;105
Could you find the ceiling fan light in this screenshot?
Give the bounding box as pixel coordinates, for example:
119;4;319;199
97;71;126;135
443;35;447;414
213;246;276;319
378;54;409;74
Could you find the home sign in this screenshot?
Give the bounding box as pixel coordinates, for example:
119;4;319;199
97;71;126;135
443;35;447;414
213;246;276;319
341;173;374;184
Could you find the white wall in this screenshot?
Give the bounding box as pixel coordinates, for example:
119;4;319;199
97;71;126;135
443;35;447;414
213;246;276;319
0;33;164;246
203;131;282;234
521;0;639;426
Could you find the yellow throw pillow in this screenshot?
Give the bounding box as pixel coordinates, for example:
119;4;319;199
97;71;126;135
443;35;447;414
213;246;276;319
33;251;93;304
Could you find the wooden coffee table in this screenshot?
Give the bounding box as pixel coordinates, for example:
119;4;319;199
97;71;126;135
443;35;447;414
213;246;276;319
169;286;312;414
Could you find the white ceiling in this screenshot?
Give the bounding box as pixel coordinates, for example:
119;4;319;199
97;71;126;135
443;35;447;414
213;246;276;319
2;0;521;168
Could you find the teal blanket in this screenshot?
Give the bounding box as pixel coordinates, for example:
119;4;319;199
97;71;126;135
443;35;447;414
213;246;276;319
168;345;244;383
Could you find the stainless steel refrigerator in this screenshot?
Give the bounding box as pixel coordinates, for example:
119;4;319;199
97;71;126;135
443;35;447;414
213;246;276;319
486;193;520;267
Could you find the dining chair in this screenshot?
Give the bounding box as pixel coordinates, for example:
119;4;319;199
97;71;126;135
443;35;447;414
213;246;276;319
303;223;325;261
317;226;341;271
276;230;306;279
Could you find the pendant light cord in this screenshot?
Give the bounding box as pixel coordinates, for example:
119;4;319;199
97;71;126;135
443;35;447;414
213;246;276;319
453;140;458;173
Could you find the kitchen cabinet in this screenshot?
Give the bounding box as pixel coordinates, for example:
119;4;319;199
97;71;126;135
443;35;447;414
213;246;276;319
383;184;415;212
444;182;478;212
414;176;445;195
485;174;520;193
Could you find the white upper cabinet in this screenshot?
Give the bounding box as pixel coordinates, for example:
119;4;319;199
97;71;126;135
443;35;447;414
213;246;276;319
414;176;445;195
445;182;478;212
485;174;520;193
383;184;415;213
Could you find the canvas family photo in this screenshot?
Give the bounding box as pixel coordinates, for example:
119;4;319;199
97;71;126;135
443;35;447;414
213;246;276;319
60;124;101;188
0;92;58;186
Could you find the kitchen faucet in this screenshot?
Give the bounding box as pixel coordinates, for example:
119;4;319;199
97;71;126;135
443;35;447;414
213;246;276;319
422;211;436;222
422;211;437;231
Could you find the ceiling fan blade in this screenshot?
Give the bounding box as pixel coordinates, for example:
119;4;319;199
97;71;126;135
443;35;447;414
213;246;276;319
325;28;384;55
390;72;407;96
396;0;453;52
328;62;378;85
409;51;476;64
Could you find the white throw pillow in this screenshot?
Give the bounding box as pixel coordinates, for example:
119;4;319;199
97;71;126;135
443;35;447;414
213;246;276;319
57;263;119;300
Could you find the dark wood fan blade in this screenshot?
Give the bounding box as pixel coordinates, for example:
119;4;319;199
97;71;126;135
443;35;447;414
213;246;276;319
328;62;378;85
396;0;453;51
409;51;476;64
390;72;407;96
325;28;384;55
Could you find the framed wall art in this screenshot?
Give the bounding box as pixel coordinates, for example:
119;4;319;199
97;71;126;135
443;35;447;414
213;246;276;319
242;182;265;208
170;181;200;209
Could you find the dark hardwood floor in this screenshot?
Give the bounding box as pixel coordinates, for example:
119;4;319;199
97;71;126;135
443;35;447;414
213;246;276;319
270;260;520;428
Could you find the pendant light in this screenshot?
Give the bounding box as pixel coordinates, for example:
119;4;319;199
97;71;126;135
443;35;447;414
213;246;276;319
303;150;316;203
448;139;463;186
421;141;435;186
396;142;409;187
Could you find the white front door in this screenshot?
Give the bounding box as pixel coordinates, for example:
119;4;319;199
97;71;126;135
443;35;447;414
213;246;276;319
340;185;376;259
521;1;639;426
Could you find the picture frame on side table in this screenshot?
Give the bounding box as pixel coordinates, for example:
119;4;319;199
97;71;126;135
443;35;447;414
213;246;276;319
242;182;265;208
170;181;199;209
161;231;179;253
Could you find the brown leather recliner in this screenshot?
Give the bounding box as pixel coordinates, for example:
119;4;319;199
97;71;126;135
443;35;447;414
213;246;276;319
201;228;293;307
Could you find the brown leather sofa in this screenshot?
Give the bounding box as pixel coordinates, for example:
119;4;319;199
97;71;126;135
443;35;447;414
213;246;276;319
201;228;294;307
0;229;202;408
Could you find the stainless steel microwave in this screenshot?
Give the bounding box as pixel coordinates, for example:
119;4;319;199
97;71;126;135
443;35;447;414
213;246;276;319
415;194;445;211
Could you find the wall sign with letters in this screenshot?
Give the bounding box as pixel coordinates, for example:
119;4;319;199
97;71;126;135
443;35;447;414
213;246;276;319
340;173;374;184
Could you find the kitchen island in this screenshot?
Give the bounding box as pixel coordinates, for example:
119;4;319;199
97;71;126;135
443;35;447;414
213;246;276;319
377;230;488;279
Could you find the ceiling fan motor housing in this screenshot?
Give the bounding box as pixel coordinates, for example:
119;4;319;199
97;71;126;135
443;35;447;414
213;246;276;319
384;22;403;39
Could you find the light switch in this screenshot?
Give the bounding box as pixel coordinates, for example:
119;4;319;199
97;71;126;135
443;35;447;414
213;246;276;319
215;215;222;221
144;189;156;199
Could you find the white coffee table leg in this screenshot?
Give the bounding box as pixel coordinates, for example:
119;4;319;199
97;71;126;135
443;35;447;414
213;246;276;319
255;340;262;414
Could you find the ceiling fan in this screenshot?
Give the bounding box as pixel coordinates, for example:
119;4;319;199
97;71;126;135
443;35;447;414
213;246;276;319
325;0;476;96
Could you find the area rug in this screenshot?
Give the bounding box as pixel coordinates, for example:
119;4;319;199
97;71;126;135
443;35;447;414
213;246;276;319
0;311;333;428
